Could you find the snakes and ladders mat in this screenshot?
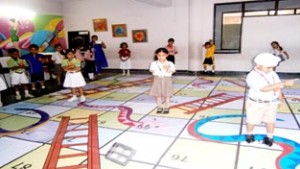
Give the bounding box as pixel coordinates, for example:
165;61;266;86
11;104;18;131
0;74;300;169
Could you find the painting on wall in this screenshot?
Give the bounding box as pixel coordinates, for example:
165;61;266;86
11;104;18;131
132;29;147;43
93;18;108;32
0;14;67;55
111;24;127;37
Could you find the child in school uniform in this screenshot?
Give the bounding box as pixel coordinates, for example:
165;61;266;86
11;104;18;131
84;46;96;80
62;49;86;102
22;44;46;90
119;42;131;76
149;47;175;114
245;53;297;146
202;40;216;74
7;48;34;100
0;77;7;107
51;44;65;87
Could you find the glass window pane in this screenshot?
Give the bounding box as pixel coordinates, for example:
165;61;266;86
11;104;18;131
245;11;268;17
222;12;241;50
278;9;295;15
245;1;275;11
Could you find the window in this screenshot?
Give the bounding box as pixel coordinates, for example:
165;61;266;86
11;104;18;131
214;0;300;54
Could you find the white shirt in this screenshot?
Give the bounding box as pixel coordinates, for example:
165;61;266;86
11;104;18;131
246;68;281;101
51;51;64;64
149;60;175;77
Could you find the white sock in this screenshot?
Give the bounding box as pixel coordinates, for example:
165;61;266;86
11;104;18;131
267;133;273;138
16;91;20;96
25;90;29;95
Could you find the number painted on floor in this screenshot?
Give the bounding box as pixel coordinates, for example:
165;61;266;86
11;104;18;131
11;162;32;169
171;154;188;162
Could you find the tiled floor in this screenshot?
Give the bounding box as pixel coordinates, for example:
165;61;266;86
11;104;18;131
0;72;299;169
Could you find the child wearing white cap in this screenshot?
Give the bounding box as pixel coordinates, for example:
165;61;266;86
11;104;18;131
245;53;297;146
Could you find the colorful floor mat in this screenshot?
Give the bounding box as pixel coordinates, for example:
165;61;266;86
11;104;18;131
0;74;300;169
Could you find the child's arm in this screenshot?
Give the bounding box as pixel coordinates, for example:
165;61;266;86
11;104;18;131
260;79;298;92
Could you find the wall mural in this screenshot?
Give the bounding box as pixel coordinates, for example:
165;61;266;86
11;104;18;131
0;15;66;55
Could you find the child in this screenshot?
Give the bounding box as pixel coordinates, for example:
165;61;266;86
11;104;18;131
149;48;175;114
7;48;34;100
90;35;108;76
270;41;289;63
245;53;297;146
51;44;65;87
119;42;131;76
0;76;7;107
62;49;86;102
202;40;216;74
22;44;46;91
165;38;178;64
84;46;96;80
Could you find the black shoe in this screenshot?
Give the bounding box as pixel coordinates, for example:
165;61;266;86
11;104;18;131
263;137;274;147
163;108;169;114
156;107;163;114
245;134;255;143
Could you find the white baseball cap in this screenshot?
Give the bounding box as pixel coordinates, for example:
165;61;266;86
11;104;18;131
254;53;281;67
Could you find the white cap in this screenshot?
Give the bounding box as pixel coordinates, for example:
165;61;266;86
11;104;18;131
254;53;281;67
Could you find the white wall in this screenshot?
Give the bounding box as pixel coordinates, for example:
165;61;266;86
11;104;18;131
0;0;63;15
242;15;300;73
1;0;299;73
63;0;189;70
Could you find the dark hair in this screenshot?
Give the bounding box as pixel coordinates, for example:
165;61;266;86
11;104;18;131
154;47;169;60
91;35;98;39
168;38;175;42
271;41;283;51
65;49;75;56
28;44;39;50
54;44;62;48
204;41;211;46
120;42;128;48
7;48;19;54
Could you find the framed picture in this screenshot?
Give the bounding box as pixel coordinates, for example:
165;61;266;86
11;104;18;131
93;18;108;32
132;29;147;43
111;24;127;37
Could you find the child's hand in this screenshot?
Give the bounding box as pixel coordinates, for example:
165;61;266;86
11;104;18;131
283;79;298;86
163;64;170;70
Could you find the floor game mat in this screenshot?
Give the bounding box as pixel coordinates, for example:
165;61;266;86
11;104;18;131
0;74;300;169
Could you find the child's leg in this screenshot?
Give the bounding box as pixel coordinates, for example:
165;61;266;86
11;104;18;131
212;65;215;72
156;96;162;108
24;84;34;98
40;81;46;89
78;87;86;102
68;88;78;102
127;69;130;76
165;96;171;108
14;85;21;100
122;69;126;75
203;64;207;72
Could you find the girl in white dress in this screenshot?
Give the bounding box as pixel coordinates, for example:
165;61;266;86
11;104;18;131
62;49;86;102
149;47;175;114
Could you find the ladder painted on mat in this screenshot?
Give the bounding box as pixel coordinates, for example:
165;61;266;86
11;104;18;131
43;114;100;169
170;93;244;114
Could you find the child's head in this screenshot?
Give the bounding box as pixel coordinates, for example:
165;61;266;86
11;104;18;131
7;48;19;59
271;41;282;50
167;38;175;45
154;47;169;61
28;44;39;55
120;42;128;48
203;41;211;49
254;53;280;73
54;44;63;51
65;49;75;59
91;35;98;42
